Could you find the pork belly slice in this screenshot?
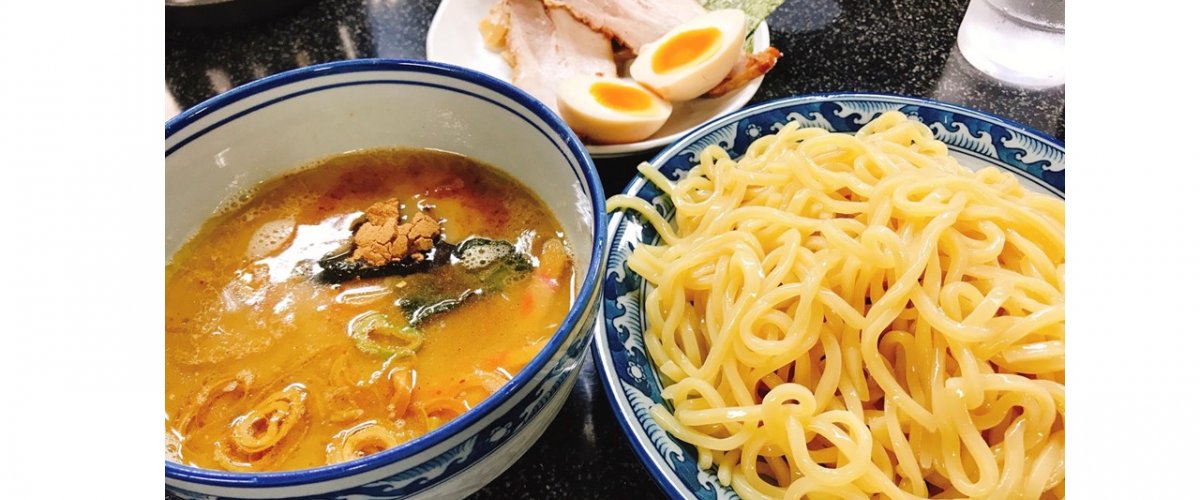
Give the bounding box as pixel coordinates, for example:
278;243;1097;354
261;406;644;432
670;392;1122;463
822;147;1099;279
482;0;617;113
543;0;707;54
706;46;782;97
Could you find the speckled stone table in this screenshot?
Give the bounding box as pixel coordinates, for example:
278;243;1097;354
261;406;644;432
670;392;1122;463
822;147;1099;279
165;1;1064;498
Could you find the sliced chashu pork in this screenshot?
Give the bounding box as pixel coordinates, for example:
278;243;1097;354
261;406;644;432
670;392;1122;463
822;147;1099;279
543;0;707;53
544;0;780;97
481;0;617;113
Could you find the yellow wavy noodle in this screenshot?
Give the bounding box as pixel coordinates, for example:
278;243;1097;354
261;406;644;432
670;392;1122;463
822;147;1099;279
461;368;511;404
325;421;401;464
411;367;513;429
415;396;468;429
173;370;254;434
322;347;421;424
325;351;367;424
213;384;309;471
389;367;418;419
608;112;1065;499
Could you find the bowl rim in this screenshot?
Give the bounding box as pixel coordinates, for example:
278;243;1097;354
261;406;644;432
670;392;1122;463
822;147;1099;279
164;58;607;489
590;91;1064;499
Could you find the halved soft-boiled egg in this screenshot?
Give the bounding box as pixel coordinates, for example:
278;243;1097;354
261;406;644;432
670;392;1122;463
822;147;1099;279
556;76;673;144
630;9;747;101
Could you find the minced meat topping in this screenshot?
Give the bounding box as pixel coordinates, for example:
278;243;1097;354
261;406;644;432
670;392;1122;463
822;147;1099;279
350;199;441;267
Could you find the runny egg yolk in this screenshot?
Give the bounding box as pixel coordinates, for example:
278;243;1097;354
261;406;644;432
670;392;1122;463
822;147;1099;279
555;75;672;144
651;27;722;74
590;82;654;113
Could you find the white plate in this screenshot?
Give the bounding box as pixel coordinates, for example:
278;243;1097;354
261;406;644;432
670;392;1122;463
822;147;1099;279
426;0;772;158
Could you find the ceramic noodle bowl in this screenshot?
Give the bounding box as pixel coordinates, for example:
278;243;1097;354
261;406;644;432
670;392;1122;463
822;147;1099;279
165;59;606;499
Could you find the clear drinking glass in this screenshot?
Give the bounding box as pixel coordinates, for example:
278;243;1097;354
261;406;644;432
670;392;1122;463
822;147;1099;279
956;0;1065;88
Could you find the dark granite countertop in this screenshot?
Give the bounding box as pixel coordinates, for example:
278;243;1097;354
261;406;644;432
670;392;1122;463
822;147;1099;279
166;1;1064;498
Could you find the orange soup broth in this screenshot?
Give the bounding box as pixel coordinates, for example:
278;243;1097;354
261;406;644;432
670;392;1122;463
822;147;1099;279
165;149;575;471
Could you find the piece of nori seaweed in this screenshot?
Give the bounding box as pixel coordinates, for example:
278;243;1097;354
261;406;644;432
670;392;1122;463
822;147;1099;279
315;236;534;326
397;238;534;325
315;239;456;284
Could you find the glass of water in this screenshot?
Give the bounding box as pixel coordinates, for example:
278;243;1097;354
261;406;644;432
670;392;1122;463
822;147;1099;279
956;0;1065;88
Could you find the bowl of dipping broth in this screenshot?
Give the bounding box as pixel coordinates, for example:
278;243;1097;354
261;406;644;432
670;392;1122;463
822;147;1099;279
165;59;605;499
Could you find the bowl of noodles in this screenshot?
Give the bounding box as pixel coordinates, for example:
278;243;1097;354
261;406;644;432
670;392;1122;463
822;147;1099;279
596;94;1065;499
165;59;606;499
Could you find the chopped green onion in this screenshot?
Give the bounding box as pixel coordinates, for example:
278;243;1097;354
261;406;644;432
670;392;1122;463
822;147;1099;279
350;312;423;357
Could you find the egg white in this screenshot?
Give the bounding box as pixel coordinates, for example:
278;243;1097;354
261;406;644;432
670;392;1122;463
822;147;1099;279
555;76;673;144
630;9;747;102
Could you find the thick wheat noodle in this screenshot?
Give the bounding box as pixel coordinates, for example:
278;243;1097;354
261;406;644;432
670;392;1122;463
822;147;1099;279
173;370;253;434
325;421;401;465
174;344;336;437
389;367;417;418
213;384;309;471
607;112;1065;499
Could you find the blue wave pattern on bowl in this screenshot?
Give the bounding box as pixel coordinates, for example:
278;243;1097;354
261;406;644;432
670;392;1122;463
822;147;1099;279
595;94;1064;500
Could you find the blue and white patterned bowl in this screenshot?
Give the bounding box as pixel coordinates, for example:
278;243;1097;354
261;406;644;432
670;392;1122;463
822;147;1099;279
165;59;606;499
593;93;1065;499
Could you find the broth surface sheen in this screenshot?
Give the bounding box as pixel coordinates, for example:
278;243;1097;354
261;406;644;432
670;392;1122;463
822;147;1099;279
165;148;574;472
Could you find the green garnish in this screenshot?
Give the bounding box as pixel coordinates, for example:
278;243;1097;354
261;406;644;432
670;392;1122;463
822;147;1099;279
701;0;785;45
350;312;423;357
396;237;533;326
344;237;533;357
